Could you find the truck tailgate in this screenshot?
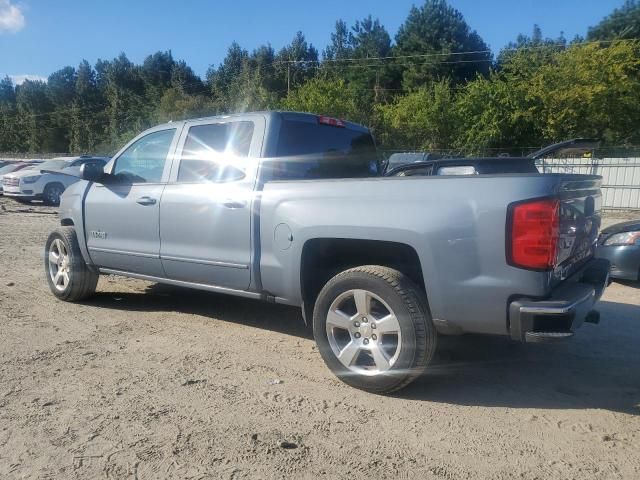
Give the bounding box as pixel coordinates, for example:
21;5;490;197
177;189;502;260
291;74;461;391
552;176;602;285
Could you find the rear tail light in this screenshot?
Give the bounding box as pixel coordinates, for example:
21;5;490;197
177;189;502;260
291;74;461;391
507;198;560;270
318;115;345;128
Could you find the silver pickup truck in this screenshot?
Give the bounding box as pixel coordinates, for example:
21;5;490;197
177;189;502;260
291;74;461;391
45;111;610;393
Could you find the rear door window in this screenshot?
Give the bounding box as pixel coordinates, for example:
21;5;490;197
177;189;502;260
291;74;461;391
177;122;254;183
272;118;379;180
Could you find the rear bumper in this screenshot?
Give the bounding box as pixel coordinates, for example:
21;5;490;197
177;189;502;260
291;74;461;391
509;258;610;343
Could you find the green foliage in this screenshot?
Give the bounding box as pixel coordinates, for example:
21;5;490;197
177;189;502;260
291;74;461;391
0;1;637;155
0;75;19;151
394;0;492;88
456;39;640;153
533;41;640;144
69;60;104;153
281;77;360;121
588;0;640;40
375;80;458;150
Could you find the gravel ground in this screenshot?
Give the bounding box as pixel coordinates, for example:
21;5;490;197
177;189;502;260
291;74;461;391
0;196;639;479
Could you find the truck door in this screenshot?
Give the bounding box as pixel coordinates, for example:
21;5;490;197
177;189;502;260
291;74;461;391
84;127;179;277
159;116;264;290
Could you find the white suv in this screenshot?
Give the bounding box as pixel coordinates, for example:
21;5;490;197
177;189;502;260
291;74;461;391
2;156;108;206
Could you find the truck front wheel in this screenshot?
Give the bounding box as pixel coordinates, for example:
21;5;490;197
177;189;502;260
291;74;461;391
45;227;98;301
313;265;436;393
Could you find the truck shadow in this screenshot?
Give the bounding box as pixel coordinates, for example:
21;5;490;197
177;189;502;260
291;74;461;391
88;282;313;340
87;287;639;414
403;300;640;414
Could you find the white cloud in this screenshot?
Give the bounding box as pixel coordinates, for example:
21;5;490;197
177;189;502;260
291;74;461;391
8;74;47;85
0;0;25;34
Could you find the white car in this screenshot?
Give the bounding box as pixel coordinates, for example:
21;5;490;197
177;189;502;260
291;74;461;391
2;156;108;206
0;161;42;195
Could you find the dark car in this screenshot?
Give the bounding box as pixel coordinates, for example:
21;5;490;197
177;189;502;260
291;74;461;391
385;152;446;171
596;220;640;281
385;156;539;177
384;139;598;178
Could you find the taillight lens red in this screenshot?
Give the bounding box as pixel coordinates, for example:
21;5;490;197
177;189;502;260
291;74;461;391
508;199;560;270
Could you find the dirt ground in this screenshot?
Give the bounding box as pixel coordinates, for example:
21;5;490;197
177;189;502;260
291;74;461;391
0;196;639;480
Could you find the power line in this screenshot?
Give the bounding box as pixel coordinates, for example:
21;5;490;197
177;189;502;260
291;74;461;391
272;37;639;65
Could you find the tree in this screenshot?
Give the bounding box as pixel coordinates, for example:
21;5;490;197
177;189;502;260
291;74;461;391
46;66;78;152
281;77;360;121
171;60;206;95
206;42;281;113
69;60;104;153
455;73;541;154
323;20;353;61
533;41;640;144
141;51;175;106
347;15;395;103
47;67;77;107
496;25;567;73
101;53;147;147
15;80;57;152
321;16;396;120
206;42;250;111
0;76;19;151
375;80;459;151
275;32;319;93
394;0;492;88
588;0;640;40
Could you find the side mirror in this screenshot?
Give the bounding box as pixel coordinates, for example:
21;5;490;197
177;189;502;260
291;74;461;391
80;163;105;183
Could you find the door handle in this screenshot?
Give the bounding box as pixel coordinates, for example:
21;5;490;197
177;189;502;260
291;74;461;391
136;196;157;206
223;199;247;209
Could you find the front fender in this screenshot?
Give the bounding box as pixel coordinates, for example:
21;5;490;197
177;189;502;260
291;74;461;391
58;181;94;267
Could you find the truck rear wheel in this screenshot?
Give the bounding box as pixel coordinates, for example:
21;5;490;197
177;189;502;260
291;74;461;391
313;266;436;393
45;227;98;301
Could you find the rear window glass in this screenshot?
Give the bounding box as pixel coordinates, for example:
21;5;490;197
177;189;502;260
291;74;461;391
271;119;379;180
38;159;68;170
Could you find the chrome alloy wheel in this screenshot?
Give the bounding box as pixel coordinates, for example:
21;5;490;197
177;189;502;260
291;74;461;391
326;289;402;376
48;238;70;291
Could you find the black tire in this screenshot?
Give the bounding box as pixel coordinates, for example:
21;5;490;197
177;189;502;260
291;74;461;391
313;265;436;394
44;227;98;301
42;183;65;206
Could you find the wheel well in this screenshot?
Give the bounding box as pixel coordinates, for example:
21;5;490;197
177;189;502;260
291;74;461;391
300;238;426;319
45;182;64;190
60;218;74;226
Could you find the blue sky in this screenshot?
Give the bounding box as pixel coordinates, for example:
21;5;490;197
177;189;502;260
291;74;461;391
0;0;624;83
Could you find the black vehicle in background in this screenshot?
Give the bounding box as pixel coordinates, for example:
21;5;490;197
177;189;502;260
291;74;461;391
384;138;598;177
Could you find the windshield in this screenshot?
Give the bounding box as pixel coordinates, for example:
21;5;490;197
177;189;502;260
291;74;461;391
0;164;24;174
38;159;69;170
